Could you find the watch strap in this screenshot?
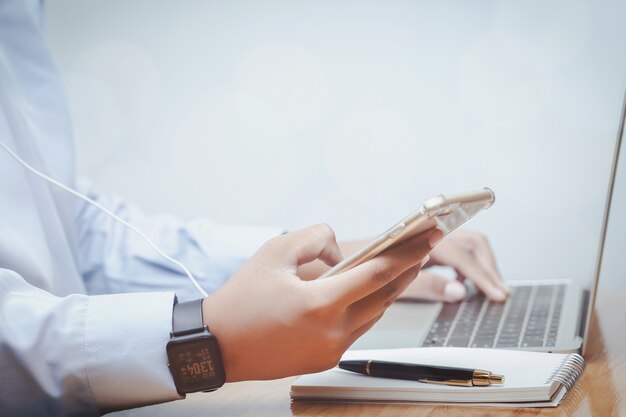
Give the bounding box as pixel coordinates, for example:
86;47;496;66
172;298;205;337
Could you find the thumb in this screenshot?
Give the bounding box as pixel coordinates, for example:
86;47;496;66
397;270;467;302
269;224;344;268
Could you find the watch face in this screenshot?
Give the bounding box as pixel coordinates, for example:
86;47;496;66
167;333;226;394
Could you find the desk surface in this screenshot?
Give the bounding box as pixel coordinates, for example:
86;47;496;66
115;291;625;417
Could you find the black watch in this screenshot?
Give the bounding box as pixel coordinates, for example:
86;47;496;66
166;298;226;395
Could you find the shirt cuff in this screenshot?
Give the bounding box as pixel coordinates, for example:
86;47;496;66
85;291;181;411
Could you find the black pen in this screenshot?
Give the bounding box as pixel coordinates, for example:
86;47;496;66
338;360;505;387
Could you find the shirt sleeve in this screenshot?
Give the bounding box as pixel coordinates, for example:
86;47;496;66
73;179;284;301
0;268;180;416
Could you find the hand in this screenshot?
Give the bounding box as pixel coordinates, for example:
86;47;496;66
202;224;442;382
400;229;509;302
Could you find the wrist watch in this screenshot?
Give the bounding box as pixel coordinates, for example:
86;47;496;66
166;298;226;395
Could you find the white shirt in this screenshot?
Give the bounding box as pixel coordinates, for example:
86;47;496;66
0;1;281;415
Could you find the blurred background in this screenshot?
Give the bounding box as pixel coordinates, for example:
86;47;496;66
44;0;625;290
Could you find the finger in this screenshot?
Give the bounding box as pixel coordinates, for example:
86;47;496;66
449;249;507;302
320;228;442;306
431;232;505;301
346;264;422;331
468;234;509;294
397;270;467;302
347;311;385;348
447;230;507;294
270;224;344;269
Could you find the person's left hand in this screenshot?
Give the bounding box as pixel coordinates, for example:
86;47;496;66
399;229;509;302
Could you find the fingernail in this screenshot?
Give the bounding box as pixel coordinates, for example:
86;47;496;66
444;281;466;302
493;288;507;301
421;255;430;266
428;230;444;248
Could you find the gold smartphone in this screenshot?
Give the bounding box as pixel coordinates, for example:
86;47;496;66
318;187;495;279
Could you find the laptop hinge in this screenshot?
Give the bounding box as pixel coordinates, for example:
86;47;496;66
577;289;591;340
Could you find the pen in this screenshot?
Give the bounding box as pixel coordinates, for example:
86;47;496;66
338;360;505;387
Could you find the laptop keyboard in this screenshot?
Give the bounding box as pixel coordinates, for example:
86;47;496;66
421;284;566;349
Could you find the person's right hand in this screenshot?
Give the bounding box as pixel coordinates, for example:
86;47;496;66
202;224;442;382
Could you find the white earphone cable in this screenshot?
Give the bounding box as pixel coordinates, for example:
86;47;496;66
0;140;208;298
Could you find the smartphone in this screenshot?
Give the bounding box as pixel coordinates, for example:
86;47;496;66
318;187;495;279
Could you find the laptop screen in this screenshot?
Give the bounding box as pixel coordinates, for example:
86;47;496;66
581;89;626;356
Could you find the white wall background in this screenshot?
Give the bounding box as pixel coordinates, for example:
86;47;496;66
44;0;626;290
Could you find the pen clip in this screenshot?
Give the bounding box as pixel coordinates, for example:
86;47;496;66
418;378;473;387
418;370;505;387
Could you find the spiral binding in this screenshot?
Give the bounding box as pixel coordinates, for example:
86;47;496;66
545;353;586;397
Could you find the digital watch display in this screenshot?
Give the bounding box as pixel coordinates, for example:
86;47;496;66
166;299;226;395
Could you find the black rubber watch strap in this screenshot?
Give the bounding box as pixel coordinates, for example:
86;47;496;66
172;298;205;336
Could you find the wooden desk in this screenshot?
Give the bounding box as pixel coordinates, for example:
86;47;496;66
114;291;625;417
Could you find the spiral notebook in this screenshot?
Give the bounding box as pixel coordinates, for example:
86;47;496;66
291;348;585;408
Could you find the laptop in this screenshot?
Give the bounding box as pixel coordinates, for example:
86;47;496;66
352;90;625;356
